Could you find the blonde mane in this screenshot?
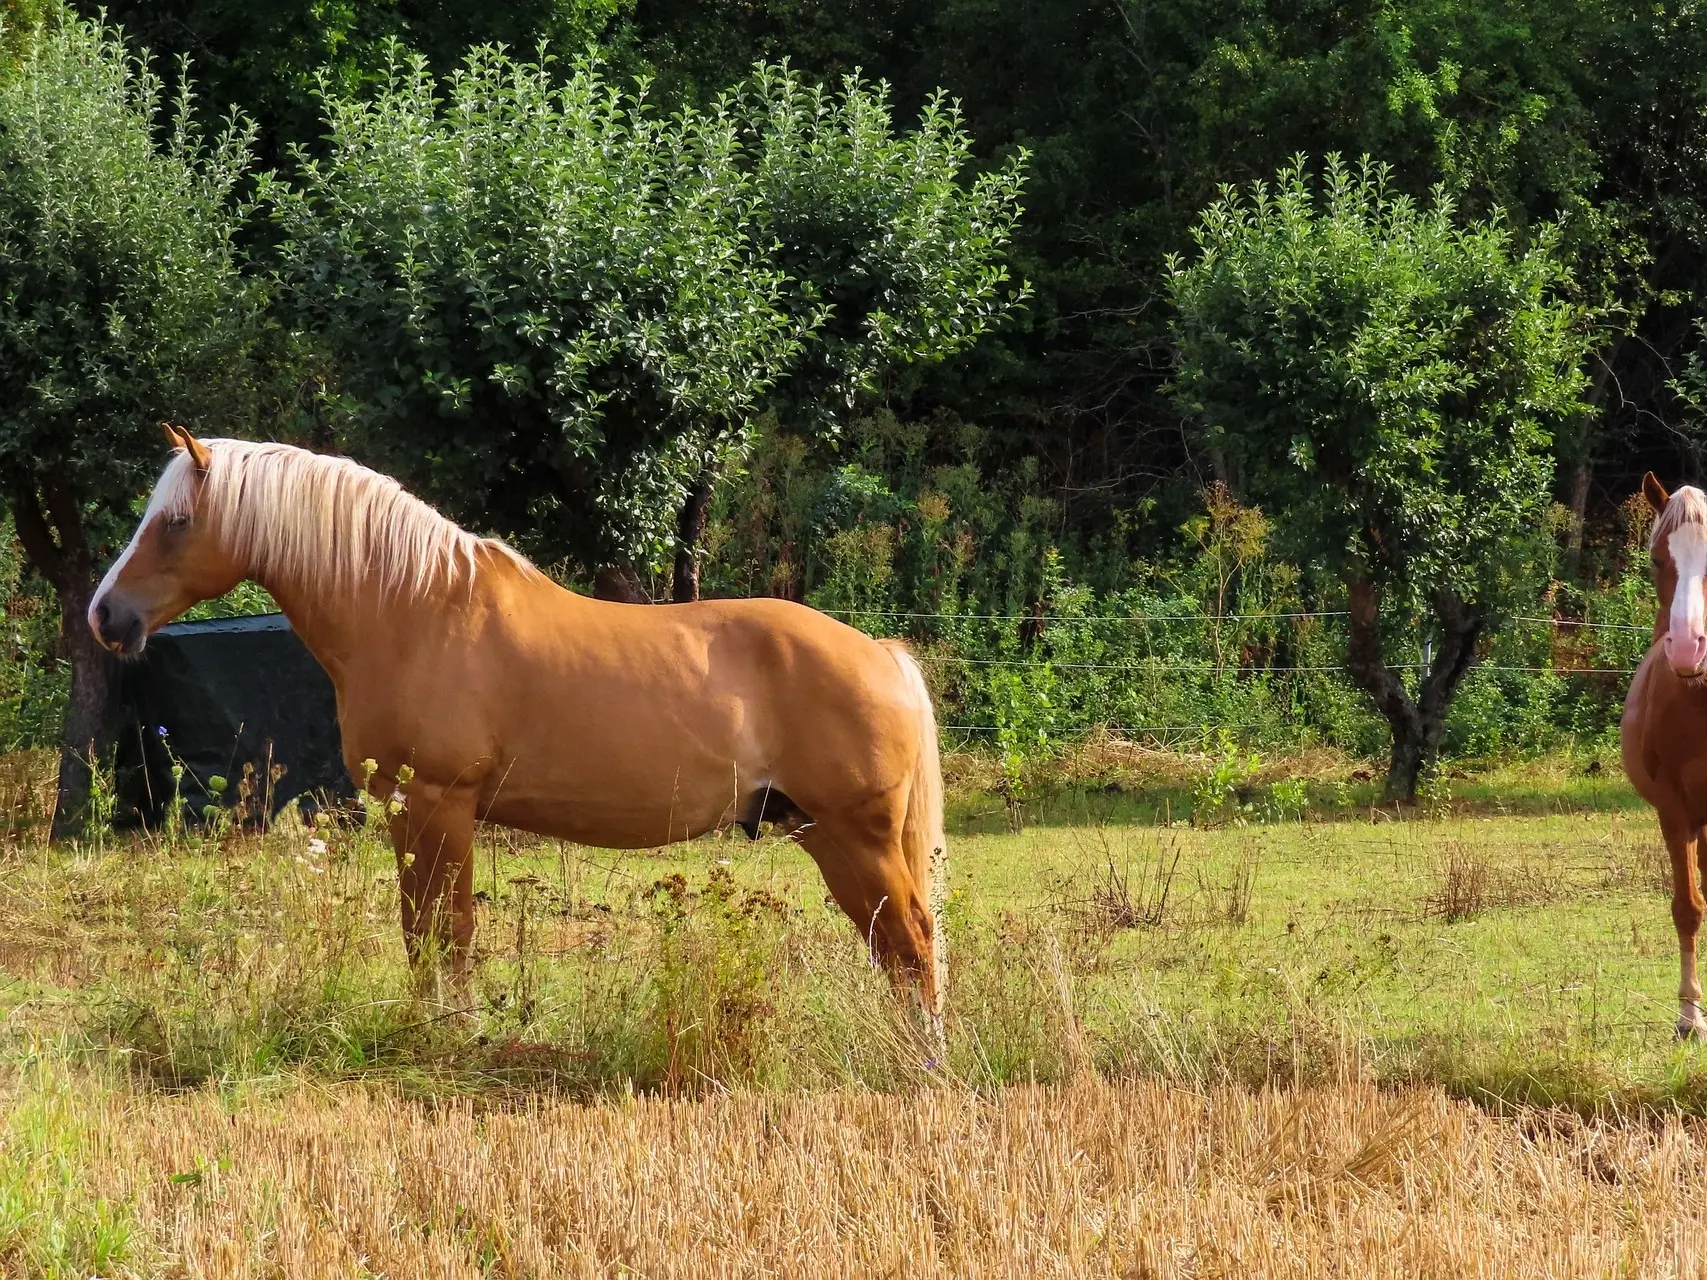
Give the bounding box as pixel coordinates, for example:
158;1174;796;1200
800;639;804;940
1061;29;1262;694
151;439;532;597
1651;485;1707;553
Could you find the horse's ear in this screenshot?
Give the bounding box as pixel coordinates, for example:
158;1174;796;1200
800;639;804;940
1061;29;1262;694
1645;472;1672;513
162;423;211;475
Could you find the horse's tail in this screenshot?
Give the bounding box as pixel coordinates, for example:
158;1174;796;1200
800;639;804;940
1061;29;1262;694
879;639;947;1015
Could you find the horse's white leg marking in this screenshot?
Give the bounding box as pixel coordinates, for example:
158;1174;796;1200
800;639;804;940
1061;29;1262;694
1682;942;1707;1039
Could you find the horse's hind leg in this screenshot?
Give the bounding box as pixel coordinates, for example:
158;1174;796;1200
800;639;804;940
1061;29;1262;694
389;779;479;1014
798;806;938;1013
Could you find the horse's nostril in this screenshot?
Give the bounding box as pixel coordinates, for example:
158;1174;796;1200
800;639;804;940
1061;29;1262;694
94;600;110;629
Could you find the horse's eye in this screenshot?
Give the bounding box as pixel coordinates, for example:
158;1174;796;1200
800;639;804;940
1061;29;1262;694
163;513;190;532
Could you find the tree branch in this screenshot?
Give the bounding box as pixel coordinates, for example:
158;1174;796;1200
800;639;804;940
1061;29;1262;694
672;468;716;604
42;475;91;580
1418;590;1486;734
9;482;69;593
1344;576;1417;727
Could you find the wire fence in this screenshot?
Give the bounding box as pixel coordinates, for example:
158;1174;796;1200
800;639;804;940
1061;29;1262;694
814;603;1649;744
917;656;1637;675
818;605;1648;676
820;606;1650;633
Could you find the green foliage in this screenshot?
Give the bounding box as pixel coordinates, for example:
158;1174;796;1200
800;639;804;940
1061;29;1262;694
1191;730;1261;828
1169;155;1592;613
58;0;1707;583
0;0;50;67
0;1;1664;782
270;49;1022;574
268;44;806;570
702;410;1650;766
0;10;264;831
0;528;64;752
0;11;261;559
734;65;1028;428
180;580;279;621
79;0;629;158
0;1064;137;1277
1265;778;1308;822
616;0;1707;595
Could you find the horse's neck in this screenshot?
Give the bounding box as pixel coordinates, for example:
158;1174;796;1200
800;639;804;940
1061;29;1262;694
258;570;410;690
255;548;517;688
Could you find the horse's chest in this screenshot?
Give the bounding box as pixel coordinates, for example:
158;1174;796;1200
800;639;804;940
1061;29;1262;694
1644;705;1707;818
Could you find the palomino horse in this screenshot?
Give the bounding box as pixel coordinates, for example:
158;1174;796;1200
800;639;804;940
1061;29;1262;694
89;427;947;1018
1624;472;1707;1038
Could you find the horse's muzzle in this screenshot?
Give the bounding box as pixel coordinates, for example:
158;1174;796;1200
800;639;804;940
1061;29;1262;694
89;594;146;656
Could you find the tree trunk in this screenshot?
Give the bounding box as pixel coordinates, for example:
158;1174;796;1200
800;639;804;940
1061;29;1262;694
50;577;116;840
1564;459;1591;582
8;479;116;839
1415;589;1485;779
1342;577;1484;804
671;470;715;604
1343;578;1423;802
591;564;652;603
1564;339;1622;582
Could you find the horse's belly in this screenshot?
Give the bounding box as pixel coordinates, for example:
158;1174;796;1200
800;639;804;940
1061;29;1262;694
480;758;746;850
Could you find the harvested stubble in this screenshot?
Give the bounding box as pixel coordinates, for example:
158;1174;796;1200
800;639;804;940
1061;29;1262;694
59;1073;1707;1277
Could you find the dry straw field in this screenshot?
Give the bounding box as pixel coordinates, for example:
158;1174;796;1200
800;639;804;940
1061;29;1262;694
0;745;1705;1276
19;1069;1707;1277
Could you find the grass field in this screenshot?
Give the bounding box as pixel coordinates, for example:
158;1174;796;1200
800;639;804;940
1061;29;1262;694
2;747;1706;1275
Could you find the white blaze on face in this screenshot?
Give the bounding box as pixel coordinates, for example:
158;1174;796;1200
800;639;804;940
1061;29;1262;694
1668;506;1707;677
86;450;195;634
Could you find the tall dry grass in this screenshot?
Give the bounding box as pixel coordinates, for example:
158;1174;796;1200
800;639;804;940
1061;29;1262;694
19;1067;1707;1278
0;748;1698;1274
0;800;1686;1112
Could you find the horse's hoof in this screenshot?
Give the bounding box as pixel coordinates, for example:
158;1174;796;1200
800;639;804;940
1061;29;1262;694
1676;1018;1707;1042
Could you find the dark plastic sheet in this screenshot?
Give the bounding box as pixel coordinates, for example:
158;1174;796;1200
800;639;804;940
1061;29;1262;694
114;613;354;825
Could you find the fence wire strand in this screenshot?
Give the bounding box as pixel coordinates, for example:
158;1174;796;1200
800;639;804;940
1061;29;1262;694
820;606;1649;633
815;602;1648;739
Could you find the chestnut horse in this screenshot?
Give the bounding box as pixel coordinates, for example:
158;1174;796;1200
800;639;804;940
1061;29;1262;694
1623;472;1707;1038
89;427;946;1018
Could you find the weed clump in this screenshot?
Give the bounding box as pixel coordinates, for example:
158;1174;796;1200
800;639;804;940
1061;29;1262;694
1428;843;1492;923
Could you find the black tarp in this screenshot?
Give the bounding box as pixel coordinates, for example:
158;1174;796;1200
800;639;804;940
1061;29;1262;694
114;613;354;825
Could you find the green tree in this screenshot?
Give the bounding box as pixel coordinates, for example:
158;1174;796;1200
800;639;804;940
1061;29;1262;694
73;0;627;160
269;47;1024;599
0;11;261;836
268;45;810;595
0;0;50;64
1168;157;1593;801
674;65;1026;599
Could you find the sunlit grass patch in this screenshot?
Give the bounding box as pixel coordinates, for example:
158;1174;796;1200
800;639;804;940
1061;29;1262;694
0;798;1685;1118
0;1058;139;1277
945;737;1644;832
0;747;1696;1268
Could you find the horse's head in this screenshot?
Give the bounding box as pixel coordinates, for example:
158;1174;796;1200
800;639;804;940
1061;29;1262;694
1643;471;1707;680
88;425;246;656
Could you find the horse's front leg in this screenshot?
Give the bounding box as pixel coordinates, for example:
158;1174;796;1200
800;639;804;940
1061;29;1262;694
1662;811;1707;1039
389;778;480;1017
